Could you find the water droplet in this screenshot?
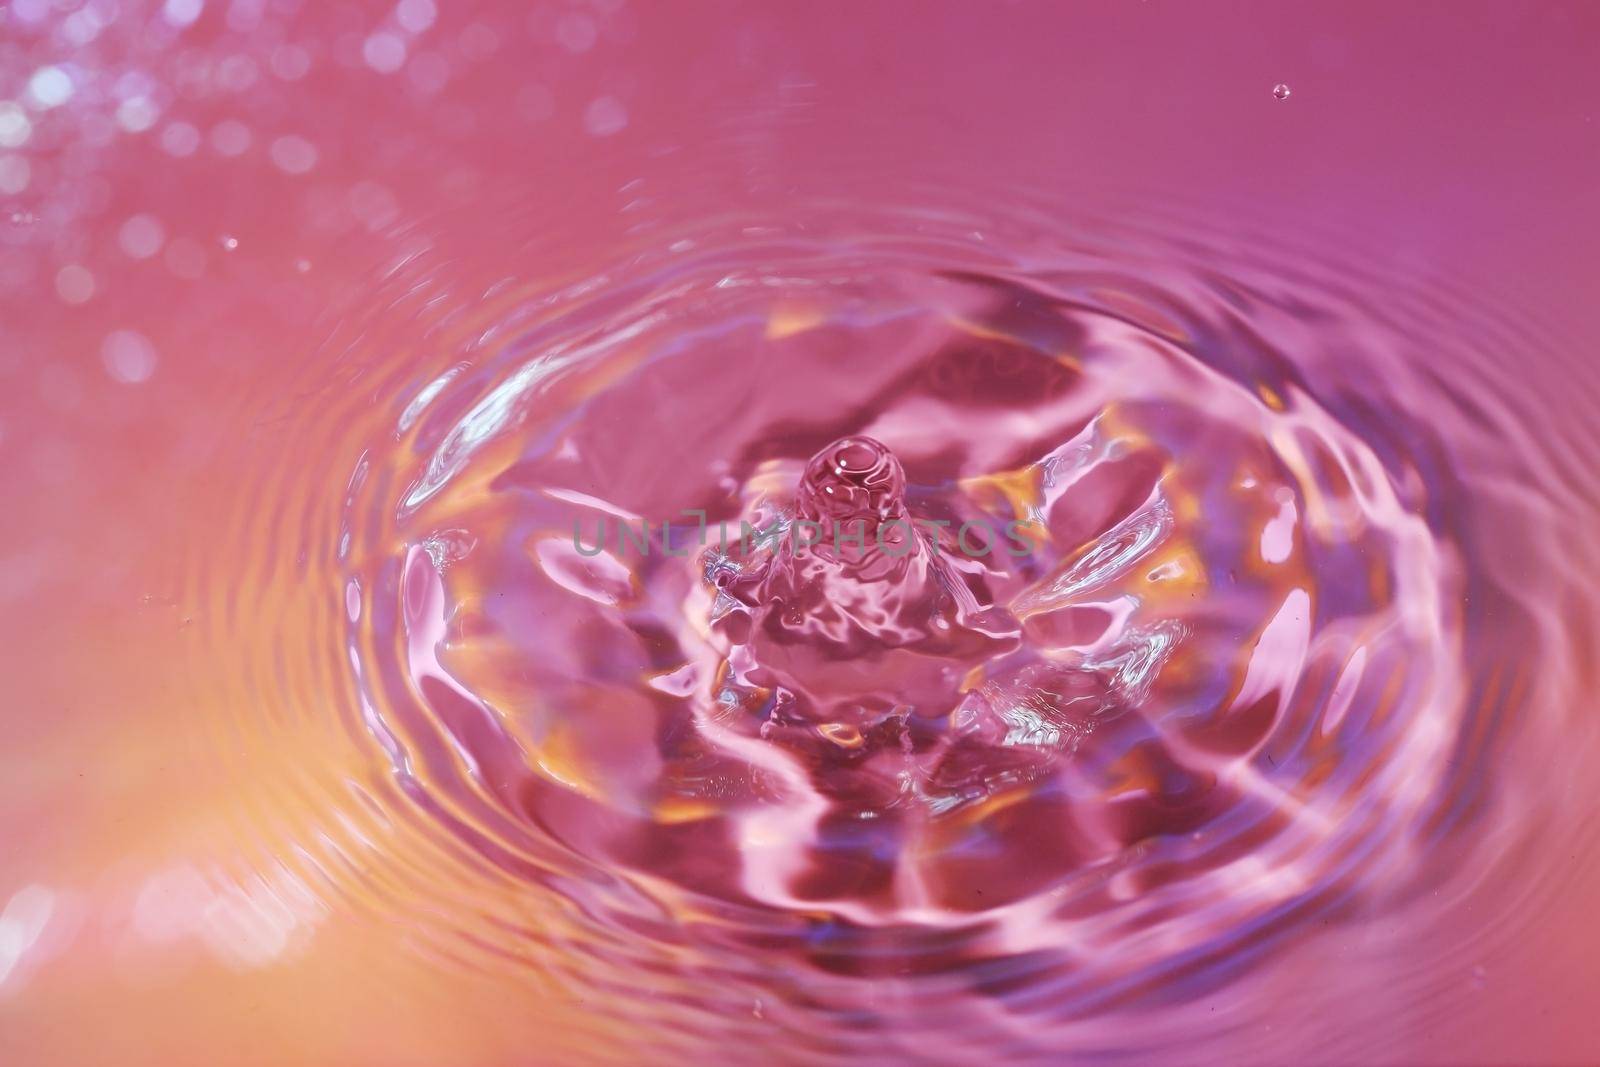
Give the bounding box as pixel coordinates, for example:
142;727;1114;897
0;156;31;195
363;32;409;74
1272;83;1292;101
210;119;253;157
270;45;312;82
798;436;906;522
116;97;160;133
217;55;260;93
269;134;319;176
0;102;33;149
101;329;159;384
162;0;205;28
54;264;96;304
396;0;438;35
27;66;75;110
160;121;201;157
220;235;239;251
583;96;628;138
556;13;598;54
118;214;166;260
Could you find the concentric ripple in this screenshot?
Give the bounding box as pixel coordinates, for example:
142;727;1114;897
191;190;1598;1063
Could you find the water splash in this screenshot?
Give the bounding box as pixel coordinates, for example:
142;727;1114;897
165;189;1597;1059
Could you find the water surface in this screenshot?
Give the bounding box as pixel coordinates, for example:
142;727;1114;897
2;3;1599;1065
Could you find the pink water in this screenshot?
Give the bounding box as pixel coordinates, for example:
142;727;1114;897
3;3;1600;1065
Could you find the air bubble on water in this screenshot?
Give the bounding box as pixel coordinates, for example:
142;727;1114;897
1272;83;1291;101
